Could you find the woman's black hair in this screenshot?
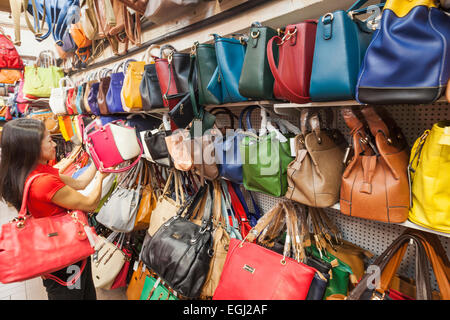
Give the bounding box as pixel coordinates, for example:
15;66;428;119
0;118;45;211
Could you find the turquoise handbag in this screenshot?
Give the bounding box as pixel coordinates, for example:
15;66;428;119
309;0;384;101
207;34;248;104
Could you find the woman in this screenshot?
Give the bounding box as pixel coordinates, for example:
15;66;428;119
0;118;108;300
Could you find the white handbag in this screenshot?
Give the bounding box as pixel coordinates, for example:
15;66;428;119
49;77;74;115
96;160;143;233
91;233;126;289
147;169;185;236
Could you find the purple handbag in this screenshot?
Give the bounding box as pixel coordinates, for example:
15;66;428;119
61;31;77;53
88;77;101;116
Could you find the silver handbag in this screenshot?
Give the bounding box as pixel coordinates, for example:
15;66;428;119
96;160;143;233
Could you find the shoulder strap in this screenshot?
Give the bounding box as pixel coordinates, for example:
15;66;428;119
19;173;48;217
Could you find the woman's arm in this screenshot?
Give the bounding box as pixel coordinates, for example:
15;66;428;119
51;171;107;212
59;162;97;190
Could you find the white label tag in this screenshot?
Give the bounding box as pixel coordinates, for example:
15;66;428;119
133;260;139;271
290;138;296;157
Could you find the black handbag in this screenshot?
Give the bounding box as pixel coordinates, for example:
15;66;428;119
143;183;214;298
141;63;165;110
144;129;172;168
168;91;196;129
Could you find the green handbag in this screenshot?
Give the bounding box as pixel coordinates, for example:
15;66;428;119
188;52;216;137
23;51;64;98
306;245;354;299
139;275;178;300
239;108;295;197
193;42;221;106
238;22;278;100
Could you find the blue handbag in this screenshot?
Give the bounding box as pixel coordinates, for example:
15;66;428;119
207;34;248;104
75;84;84;114
356;0;450;104
106;62;126;113
310;0;384;101
214;105;259;184
25;0;53;41
52;0;80;46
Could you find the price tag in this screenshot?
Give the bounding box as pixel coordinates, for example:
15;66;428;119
290;138;296;157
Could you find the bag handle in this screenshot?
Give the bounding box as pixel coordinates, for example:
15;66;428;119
347;232;432;300
209;107;238;129
143;44;161;63
267;35;310;104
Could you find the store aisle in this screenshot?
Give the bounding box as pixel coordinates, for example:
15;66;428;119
0;200;127;300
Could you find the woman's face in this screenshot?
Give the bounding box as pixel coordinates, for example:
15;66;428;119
39;130;57;163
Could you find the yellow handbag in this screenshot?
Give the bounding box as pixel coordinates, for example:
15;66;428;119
121;60;145;112
408;121;450;233
58;116;70;141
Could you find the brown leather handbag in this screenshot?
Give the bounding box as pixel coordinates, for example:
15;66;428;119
192;130;219;183
109;0;125;36
285;110;346;207
340;106;410;223
97;69;112;115
94;0;119;55
134;162;157;230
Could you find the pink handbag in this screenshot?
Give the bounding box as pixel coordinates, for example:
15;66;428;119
85;120;143;173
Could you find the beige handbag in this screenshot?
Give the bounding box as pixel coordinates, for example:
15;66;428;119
165;129;194;171
147;170;185;236
144;0;200;24
199;180;230;299
285;110;346;208
81;0;99;40
91;233;127;290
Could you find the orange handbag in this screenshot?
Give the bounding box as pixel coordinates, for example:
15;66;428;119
0;69;22;84
126;261;151;300
446;79;449;102
70;22;92;63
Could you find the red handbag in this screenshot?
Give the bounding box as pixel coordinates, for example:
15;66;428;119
0;174;97;285
213;238;317;300
226;180;252;239
267;21;317;104
110;247;132;289
0;27;24;70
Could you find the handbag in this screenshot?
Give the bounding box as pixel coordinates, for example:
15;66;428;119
239;22;278;100
230;182;261;227
142;117;172;167
91;233;127;290
285;110;346;207
310;1;382;101
110;245;132;290
83;73;96;114
0;174;96;284
214;106;255;184
346;229;450;300
199;180;231;299
356;0;450;104
85;119;143;173
87;71;102;116
207;34;248;104
134;162;158;230
118;0;148;14
267;21;317;103
408;121;450;233
121;60;145;111
106;61;128;113
213;201;318;300
23;51;64;98
191;41;220;105
165;129;193;171
340;106;410;223
109;0;125;36
80;0;98;40
239;107;294;197
97;68;112;115
191;129;219;182
140;45;164;110
126;261;151;300
140;274;178;300
96;161;144;233
27;109;60;134
143;0;198;24
144;183;214;298
147;170;185;237
0;26;24;70
75;83;86;114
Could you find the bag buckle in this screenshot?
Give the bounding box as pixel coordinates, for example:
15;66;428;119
279;28;297;45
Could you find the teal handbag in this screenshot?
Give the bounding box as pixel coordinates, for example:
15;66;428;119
207;34;248;104
309;0;384;101
139;275;178;300
239;107;294;197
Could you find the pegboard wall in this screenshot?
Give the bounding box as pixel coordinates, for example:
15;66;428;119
210;101;450;294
